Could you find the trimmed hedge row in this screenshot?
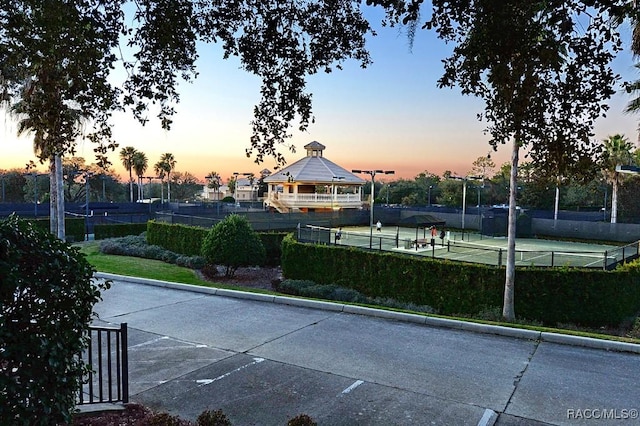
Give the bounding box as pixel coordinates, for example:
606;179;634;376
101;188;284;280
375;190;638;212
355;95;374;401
94;223;148;240
146;221;286;266
281;234;640;327
31;218;85;242
147;221;205;257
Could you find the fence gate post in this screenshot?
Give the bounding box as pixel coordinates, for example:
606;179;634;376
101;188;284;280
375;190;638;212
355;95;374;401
121;322;129;404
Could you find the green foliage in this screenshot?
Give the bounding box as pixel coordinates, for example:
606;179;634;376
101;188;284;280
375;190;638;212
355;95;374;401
287;414;317;426
221;196;235;203
277;279;436;313
31;217;85;242
259;231;287;266
94;222;149;239
0;214;109;424
146;412;191;426
201;214;266;277
146;221;284;266
196;409;232;426
100;235;206;269
147;220;205;257
281;234;640;327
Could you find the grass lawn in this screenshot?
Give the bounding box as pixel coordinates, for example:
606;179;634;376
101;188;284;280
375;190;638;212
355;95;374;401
76;241;213;287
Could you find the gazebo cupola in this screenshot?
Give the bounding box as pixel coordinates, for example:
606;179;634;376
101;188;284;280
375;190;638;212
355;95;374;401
305;141;325;158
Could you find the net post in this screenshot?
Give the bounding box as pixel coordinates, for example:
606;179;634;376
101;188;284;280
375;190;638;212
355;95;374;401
603;250;607;270
498;249;503;267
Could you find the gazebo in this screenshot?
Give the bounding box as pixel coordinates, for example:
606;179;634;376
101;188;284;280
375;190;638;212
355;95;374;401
263;141;366;213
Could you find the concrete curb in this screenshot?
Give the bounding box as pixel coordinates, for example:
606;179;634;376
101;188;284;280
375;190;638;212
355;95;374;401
95;273;640;354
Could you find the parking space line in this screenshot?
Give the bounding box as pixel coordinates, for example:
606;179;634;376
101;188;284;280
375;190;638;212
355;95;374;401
477;408;497;426
340;380;364;395
196;357;265;387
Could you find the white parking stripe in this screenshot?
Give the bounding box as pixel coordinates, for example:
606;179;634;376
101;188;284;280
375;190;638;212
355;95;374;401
477;408;497;426
340;380;364;395
196;358;265;387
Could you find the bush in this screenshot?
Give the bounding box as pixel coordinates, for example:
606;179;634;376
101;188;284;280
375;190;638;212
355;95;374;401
276;279;435;313
0;214;109;424
288;414;317;426
99;235;206;269
201;214;266;277
196;409;232;426
94;222;148;239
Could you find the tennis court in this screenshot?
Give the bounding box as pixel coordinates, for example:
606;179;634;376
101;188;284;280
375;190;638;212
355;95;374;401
299;225;639;269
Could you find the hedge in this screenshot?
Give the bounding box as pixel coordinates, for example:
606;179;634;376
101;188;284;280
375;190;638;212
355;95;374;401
146;221;286;265
30;218;85;242
94;223;148;240
281;234;640;327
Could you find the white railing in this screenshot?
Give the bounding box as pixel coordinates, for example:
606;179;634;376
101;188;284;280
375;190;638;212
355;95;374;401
268;192;361;208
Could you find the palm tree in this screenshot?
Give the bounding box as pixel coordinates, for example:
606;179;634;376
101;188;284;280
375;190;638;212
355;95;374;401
602;134;634;223
158;153;176;203
12;93;85;241
119;147;137;202
206;171;221;200
154;160;167;205
132;151;148;201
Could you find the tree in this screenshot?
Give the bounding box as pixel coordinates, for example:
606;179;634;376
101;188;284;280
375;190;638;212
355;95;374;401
132;151;148;201
157;153;176;203
201;214;266;278
601;134;635;223
169;171;201;201
423;1;627;321
154;160;167;204
206;171;222;201
0;170;28;202
119;147;137;203
470;156;495;179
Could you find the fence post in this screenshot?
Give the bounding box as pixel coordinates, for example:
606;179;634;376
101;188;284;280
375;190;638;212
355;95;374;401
120;323;129;404
603;250;608;271
498;249;503;268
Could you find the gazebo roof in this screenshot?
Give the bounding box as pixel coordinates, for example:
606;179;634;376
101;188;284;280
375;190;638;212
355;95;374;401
264;142;365;184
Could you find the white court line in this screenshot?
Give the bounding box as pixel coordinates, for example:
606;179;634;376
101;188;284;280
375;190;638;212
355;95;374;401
477;408;497;426
196;358;265;387
340;380;364;395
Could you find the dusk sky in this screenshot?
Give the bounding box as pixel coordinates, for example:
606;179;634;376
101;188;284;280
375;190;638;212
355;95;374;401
1;7;639;184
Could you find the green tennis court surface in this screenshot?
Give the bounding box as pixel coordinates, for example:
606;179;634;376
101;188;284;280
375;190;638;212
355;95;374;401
301;225;638;269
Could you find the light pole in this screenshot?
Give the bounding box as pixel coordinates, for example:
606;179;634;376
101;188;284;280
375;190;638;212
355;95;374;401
352;169;395;249
428;185;433;207
81;170;93;240
233;172;252;208
602;184;608;221
451;175;481;232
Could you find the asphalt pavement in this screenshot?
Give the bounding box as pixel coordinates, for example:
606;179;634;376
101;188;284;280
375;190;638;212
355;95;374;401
92;273;640;426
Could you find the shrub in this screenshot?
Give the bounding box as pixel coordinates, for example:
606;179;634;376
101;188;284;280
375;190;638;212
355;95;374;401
288;414;317;426
0;214;109;424
94;222;148;239
196;409;232;426
99;235;206;269
201;214;266;277
146;412;191;426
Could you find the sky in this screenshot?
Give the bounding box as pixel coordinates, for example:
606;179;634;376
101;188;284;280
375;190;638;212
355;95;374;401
1;6;639;184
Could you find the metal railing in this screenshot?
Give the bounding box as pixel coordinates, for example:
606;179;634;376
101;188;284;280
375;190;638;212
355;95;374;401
77;323;129;405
